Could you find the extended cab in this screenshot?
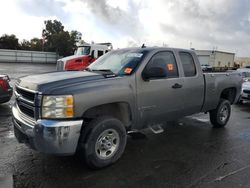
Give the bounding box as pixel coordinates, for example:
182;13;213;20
12;47;242;168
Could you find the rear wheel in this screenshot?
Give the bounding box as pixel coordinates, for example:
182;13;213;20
78;116;127;169
209;99;231;128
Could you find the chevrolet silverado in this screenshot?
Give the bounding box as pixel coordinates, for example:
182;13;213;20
12;47;242;168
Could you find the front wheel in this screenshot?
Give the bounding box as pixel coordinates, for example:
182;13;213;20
78;116;127;169
209;99;231;128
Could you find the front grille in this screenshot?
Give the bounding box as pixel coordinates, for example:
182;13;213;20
243;90;250;94
56;61;64;71
18;102;35;118
15;86;37;119
16;87;35;102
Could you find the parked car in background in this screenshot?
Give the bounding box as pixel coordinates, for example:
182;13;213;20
236;67;250;103
56;42;112;71
237;67;250;81
239;81;250;103
201;64;213;72
0;75;12;104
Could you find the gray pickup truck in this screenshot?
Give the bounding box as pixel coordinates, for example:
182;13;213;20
12;47;242;168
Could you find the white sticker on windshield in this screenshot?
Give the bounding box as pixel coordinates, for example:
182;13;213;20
126;53;143;58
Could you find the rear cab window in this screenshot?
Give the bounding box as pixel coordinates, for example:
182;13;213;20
179;52;197;77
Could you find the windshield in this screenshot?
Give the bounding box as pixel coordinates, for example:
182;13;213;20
75;46;91;55
88;49;147;76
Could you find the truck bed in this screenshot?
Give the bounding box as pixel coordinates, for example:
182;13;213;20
201;71;242;112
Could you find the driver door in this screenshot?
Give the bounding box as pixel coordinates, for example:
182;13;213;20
136;51;184;128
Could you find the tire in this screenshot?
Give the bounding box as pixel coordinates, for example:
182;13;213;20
78;116;127;169
209;99;231;128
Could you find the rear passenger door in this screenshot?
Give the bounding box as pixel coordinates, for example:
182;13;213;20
178;52;204;115
137;51;185;128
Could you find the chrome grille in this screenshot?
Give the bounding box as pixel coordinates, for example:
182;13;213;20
16;87;35;102
17;101;35;118
15;86;37;119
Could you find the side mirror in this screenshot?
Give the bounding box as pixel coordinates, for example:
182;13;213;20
142;67;167;81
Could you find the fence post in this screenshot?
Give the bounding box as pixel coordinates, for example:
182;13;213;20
31;51;33;63
15;50;17;63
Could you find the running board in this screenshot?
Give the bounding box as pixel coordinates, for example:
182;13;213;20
149;124;164;134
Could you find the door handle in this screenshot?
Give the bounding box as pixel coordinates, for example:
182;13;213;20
172;83;182;89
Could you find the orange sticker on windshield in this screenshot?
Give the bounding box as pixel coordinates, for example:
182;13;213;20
167;64;174;71
124;68;133;74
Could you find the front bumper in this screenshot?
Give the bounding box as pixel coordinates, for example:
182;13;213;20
240;91;250;101
12;103;83;155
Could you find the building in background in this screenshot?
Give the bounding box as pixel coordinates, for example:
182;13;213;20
195;50;235;69
235;57;250;68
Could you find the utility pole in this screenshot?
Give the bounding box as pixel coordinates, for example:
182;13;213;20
190;42;192;49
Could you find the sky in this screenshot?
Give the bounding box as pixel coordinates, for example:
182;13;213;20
0;0;250;56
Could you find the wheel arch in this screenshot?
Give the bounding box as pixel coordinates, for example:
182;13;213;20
220;87;237;104
82;102;133;129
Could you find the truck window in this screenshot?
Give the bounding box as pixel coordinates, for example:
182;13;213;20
97;50;104;57
75;46;91;55
179;52;196;77
145;51;179;78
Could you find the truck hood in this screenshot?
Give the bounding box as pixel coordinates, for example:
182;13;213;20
17;71;105;93
58;55;88;62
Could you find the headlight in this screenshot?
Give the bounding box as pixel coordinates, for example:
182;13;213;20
42;95;74;118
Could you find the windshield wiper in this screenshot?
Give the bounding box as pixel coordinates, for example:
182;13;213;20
91;69;117;77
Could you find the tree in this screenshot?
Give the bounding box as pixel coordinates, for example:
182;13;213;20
0;20;82;55
20;39;31;50
0;34;19;49
70;30;82;52
30;38;43;51
42;20;82;56
43;20;64;37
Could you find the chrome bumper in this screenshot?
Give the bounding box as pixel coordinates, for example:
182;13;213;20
12;103;83;155
241;92;250;100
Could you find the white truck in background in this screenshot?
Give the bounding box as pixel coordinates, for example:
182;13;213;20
56;42;112;71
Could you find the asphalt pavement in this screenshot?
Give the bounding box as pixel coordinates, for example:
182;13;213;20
0;63;250;188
